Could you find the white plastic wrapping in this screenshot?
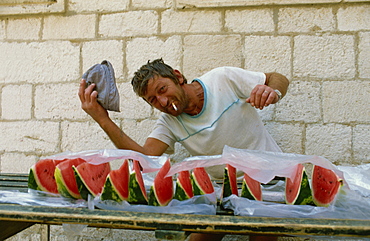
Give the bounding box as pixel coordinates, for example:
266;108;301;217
94;193;217;215
0;190;87;208
2;147;369;219
0;149;217;215
168;146;344;184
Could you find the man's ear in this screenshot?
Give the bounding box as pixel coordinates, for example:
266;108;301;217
174;69;184;85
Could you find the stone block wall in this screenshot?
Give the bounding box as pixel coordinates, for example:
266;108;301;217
0;0;369;240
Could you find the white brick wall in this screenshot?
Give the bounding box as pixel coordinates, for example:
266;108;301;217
322;81;370;123
0;41;80;83
7;18;41;40
162;10;222;33
2;84;33;120
0;0;369;240
293;35;356;78
244;35;291;77
99;11;158;37
359;32;370;78
44;15;96;40
225;9;274;33
278;7;335;33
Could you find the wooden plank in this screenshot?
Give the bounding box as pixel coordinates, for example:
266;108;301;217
0;173;29;181
0;220;34;240
0;204;369;237
0;173;29;193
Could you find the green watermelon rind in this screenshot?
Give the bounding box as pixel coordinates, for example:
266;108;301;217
28;167;51;193
148;186;160;206
292;171;314;205
127;172;148;205
174;180;191;201
28;162;58;194
100;175;124;202
241;179;257;200
28;167;41;191
222;167;232;198
55;166;81;199
73;166;92;201
191;174;205;196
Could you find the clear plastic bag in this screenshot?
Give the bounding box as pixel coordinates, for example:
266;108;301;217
1;149;217;215
0;189;87;208
94;193;217;215
168;146;370;220
3;147;369;219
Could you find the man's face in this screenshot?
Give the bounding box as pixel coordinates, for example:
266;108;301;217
143;74;187;116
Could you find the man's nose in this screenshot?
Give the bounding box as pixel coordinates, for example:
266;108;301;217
157;95;168;107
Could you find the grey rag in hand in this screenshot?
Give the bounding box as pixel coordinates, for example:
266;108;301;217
82;60;120;112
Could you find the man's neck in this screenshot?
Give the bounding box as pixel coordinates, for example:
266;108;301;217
184;81;204;116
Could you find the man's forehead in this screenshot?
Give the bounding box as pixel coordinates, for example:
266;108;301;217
144;76;161;97
147;75;170;88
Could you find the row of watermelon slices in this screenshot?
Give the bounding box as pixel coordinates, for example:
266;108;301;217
222;163;343;207
28;158;343;207
28;158;216;206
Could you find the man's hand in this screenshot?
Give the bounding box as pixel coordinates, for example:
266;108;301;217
78;79;109;123
246;84;279;110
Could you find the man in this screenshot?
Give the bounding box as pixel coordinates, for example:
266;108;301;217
79;58;289;241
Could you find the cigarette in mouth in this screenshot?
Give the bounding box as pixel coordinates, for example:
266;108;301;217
172;102;178;111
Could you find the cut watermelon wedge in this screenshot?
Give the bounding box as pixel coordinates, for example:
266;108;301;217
127;160;148;204
312;165;343;207
285;164;314;205
28;158;66;194
55;158;86;199
241;172;262;201
101;159;130;202
148;159;173;206
222;164;238;199
191;167;214;195
174;170;194;201
74;162;111;200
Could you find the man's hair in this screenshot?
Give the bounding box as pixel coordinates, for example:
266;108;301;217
131;58;187;97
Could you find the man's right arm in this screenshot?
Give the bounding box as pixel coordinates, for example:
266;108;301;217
78;79;168;156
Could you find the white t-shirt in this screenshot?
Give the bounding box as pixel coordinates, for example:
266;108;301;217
149;67;281;177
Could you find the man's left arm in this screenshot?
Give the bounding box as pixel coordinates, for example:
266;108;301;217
246;72;289;110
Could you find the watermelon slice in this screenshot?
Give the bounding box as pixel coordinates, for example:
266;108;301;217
73;162;111;200
285;164;314;205
127;160;148;204
101;159;130;202
174;170;194;201
241;172;262;201
28;158;66;194
222;164;238;198
191;167;214;195
55;158;86;199
148;159;173;206
312;165;343;207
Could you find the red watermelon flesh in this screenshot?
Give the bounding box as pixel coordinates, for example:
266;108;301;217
107;159;130;200
127;160;148;204
28;158;66;194
241;172;262;201
285;164;304;204
191;167;214;195
132;160;147;199
148;159;173;206
74;162;111;199
55;158;86;199
312;165;343;207
285;164;313;205
174;170;194;201
222;164;238;198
